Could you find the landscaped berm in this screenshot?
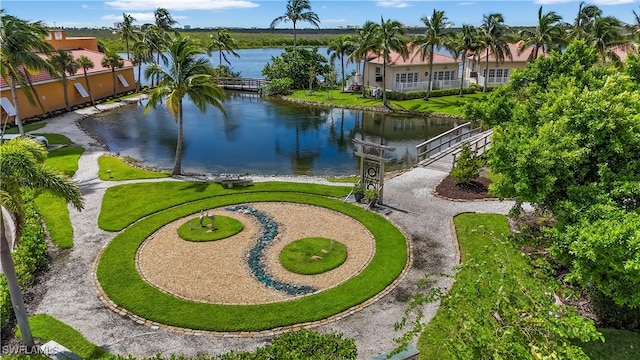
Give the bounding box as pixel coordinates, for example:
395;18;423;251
96;191;409;333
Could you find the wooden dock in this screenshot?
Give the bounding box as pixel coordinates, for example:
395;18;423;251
217;77;268;92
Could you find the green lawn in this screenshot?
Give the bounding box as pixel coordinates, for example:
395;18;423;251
98;155;171;181
582;328;640;360
34;145;85;248
99;181;351;231
17;314;107;359
288;90;487;116
96;189;407;332
177;215;244;241
2;122;46;134
280;237;347;275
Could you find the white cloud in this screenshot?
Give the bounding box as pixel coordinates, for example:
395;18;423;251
105;0;259;11
102;12;156;22
376;1;413;9
323;18;348;23
535;0;635;5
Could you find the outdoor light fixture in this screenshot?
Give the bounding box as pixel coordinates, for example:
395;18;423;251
107;169;112;178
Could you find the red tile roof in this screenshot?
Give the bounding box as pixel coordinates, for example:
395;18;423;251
477;40;542;62
367;44;459;66
611;43;638;62
1;49;133;89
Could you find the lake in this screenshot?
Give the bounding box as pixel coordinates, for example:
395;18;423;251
86;48;458;176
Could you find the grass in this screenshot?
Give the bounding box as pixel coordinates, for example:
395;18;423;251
177;215;244;241
280;237;347;275
96;190;407;332
2;122;46;134
34;145;84;249
288;90;488;117
326;176;359;183
98;155;171;181
20;314;107;359
417;213;530;358
35;133;73;146
99;181;351;231
581;328;640;360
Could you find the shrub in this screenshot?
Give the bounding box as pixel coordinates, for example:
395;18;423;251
264;78;293;96
450;143;480;185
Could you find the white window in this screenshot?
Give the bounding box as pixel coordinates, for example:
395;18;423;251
432;70;455;81
117;74;129;87
54;31;63;40
375;67;381;75
395;72;418;84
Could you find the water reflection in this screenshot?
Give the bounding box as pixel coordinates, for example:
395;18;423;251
79;92;457;176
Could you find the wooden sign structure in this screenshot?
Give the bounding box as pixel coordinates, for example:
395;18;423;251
352;139;395;204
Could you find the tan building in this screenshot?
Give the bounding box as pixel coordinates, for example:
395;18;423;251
465;41;541;87
1;30;135;123
364;45;463;93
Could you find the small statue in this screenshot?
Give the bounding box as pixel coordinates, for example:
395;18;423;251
207;211;216;230
198;210;204;227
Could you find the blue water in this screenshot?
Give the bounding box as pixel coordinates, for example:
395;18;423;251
93;48;456;176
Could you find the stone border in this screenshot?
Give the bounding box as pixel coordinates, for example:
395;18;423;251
91;202;413;338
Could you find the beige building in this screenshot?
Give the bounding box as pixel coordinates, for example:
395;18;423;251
364;45;464;93
1;30;135;123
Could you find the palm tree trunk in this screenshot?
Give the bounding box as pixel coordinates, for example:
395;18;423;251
84;70;97;108
483;48;489;92
426;51;434;101
293;21;297;57
62;76;71;111
9;77;25;136
22;71;47;115
112;69;117;97
172;101;184;175
361;62;367;97
341;56;345;91
0;211;35;348
382;59;388;107
459;59;466;97
219;51;223;66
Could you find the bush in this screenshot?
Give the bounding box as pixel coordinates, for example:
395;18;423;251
385;87;476;101
0;199;47;337
450;143;480;185
264;77;293;96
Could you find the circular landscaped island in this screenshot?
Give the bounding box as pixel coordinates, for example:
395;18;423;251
96;192;408;333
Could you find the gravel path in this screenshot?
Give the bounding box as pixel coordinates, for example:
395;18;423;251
29;102;516;359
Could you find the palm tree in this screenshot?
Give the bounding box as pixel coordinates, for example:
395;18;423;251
631;8;640;41
326;35;355;89
0;11;54;135
141;24;170;86
479;13;512;92
518;6;565;62
76;55;96;106
154;7;178;33
411;9;452;100
48;49;78;112
118;13;139;60
591;15;628;64
571;2;602;41
446;25;479;97
131;41;151;92
350;20;378;97
101;50;124;97
144;35;226;175
207;28;240;67
1;137;84;347
371;17;408;107
270;0;320;56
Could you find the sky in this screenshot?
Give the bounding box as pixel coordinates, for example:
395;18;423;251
2;0;639;30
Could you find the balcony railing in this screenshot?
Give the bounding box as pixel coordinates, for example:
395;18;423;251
393;79;470;93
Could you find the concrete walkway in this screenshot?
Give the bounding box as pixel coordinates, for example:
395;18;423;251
30;104;516;359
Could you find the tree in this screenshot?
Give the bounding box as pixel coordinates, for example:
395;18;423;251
472;41;640;307
411;9;452;100
479;13;512;92
118;13;139;60
570;2;602;41
370;17;408;107
518;6;565;62
262;46;330;90
270;0;320;56
590;15;627;64
449;24;479;97
350;20;378;97
154;7;178;33
101;50;124;98
0;11;54;135
1;137;84;347
207;28;240;67
144;35;226;175
630;7;640;41
130;41;151;92
450;142;480;185
75;55;96;106
326;35;355;89
140;24;170;86
48;49;78;112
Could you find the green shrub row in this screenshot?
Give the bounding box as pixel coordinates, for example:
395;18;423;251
385;87;477;101
0;197;47;337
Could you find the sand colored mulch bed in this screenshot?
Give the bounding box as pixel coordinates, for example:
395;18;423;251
136;202;375;305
